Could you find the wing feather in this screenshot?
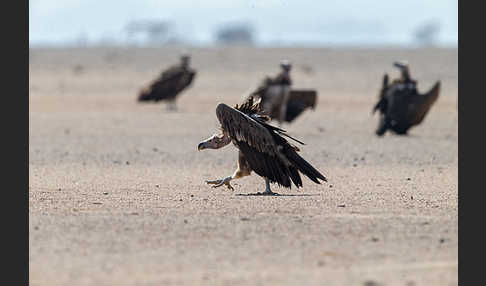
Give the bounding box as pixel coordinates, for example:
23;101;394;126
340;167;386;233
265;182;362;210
285;89;317;122
410;81;440;125
216;103;279;156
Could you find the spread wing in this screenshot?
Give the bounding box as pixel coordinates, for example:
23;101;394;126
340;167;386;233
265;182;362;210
216;103;279;155
409;81;440;125
285;89;317;122
216;103;326;188
138;66;196;102
372;74;389;115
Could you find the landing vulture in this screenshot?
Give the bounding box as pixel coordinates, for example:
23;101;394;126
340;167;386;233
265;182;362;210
250;60;317;124
197;97;327;195
372;61;441;136
137;55;196;110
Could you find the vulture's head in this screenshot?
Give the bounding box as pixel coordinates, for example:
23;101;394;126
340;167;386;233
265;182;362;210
198;133;230;151
393;60;408;69
180;54;191;68
393;61;410;77
280;60;292;72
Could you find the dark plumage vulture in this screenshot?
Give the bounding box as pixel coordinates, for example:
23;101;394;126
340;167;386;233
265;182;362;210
258;89;317;123
372;61;441;136
250;60;317;124
197;96;327;195
137;55;196;110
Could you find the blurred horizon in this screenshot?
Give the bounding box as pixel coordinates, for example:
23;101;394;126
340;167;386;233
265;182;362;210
29;0;457;48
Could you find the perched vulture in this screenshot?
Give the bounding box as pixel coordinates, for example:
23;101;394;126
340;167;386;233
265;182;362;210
197;96;327;195
137;55;196;110
250;60;317;124
372;61;441;136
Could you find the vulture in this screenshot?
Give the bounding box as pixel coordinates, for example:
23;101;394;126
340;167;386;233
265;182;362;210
197;96;327;195
255;89;317;123
372;61;441;136
137;54;196;110
250;60;317;124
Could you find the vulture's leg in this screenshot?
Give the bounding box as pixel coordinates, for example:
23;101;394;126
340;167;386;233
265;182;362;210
205;168;249;191
166;100;177;111
206;176;234;190
206;152;252;191
260;178;278;195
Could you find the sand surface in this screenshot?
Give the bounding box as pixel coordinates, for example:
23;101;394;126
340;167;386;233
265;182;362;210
29;47;458;286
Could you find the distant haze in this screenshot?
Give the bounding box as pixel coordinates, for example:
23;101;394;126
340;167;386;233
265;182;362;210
29;0;457;47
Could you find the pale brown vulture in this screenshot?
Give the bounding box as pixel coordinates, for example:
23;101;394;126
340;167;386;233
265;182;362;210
197;97;327;195
372;61;441;136
250;60;317;124
137;55;196;110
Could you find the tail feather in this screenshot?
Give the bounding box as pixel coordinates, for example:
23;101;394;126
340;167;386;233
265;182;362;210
288;152;327;183
288;166;303;188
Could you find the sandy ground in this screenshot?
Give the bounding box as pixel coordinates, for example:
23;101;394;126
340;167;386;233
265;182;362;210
29;47;458;286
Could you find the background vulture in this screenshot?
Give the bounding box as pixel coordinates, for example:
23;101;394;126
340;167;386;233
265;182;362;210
250;60;317;124
254;88;317;123
372;62;441;136
137;54;196;110
197;96;327;195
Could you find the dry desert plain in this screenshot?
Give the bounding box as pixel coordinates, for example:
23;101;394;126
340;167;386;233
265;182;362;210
29;47;458;285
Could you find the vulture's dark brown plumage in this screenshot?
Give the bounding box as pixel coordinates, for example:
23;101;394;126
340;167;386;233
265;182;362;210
372;64;441;136
137;58;196;106
197;97;326;195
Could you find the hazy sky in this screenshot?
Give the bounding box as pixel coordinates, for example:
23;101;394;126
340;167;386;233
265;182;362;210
29;0;457;47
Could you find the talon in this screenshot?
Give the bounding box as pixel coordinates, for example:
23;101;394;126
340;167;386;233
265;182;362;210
205;177;233;190
225;182;234;191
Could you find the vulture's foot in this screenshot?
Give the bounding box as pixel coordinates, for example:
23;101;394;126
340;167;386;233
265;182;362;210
166;102;177;112
255;190;280;196
206;176;234;191
256;178;280;195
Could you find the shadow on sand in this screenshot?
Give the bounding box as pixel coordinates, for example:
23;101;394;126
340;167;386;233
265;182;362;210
235;192;319;197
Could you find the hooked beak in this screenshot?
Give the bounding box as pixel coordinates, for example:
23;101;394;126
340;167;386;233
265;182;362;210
198;134;228;151
393;61;408;69
197;142;205;151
